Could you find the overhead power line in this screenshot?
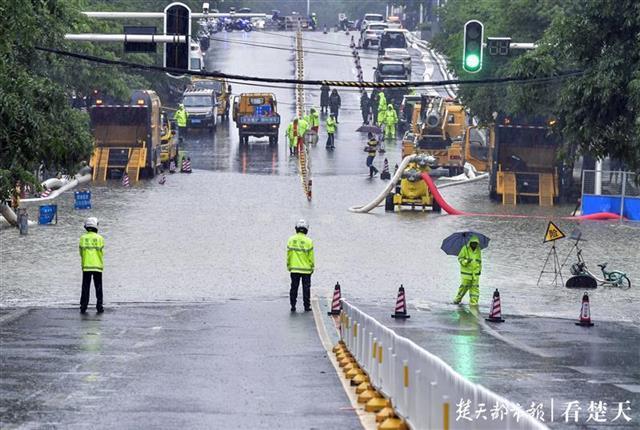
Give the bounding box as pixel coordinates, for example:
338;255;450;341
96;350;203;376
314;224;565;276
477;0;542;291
34;46;584;89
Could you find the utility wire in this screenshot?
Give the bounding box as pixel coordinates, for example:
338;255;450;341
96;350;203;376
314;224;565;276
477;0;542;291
35;46;585;89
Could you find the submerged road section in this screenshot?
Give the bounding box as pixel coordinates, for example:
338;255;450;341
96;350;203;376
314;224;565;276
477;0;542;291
0;301;362;429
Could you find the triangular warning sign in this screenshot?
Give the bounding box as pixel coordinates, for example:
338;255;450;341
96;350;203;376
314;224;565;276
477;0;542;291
544;221;566;243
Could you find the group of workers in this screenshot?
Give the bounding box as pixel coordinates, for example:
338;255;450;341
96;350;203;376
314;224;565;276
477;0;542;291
287;106;337;155
360;90;398;139
76;217;480;314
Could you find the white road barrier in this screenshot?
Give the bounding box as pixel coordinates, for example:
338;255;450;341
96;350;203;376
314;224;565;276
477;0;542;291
340;300;548;430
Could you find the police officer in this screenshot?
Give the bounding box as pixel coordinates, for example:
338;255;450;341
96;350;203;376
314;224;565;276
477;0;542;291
174;103;188;142
79;217;105;314
286;219;315;312
453;235;482;305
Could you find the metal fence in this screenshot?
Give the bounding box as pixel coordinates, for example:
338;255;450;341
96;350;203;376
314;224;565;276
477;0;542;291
341;301;547;430
581;170;640;220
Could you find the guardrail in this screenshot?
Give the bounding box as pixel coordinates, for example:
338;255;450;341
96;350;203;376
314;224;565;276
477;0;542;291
340;300;547;429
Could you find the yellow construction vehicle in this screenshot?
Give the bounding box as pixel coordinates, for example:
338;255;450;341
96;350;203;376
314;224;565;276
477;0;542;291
159;111;177;165
488;115;566;206
402;95;465;176
90;90;172;181
385;154;441;212
233;93;280;145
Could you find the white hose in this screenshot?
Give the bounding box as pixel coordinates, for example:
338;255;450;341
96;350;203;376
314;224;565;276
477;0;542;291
349;154;416;213
437;172;489;189
21;173;92;204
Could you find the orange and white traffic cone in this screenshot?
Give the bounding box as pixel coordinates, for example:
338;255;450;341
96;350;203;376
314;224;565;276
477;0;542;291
575;292;594;326
485;289;505;323
391;285;410;319
327;282;342;316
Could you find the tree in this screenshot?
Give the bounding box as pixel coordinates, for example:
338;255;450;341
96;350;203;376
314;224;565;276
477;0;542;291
431;0;640;170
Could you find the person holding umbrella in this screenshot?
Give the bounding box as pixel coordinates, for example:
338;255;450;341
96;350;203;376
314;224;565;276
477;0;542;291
441;232;489;306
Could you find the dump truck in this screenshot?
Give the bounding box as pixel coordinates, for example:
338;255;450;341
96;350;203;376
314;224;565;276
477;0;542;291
232;93;280;145
488;115;566;206
90;90;174;181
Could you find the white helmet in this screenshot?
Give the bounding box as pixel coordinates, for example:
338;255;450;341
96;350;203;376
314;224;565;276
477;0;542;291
84;217;99;229
295;219;309;231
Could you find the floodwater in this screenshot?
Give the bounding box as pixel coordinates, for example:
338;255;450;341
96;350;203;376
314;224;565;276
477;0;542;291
1;31;639;325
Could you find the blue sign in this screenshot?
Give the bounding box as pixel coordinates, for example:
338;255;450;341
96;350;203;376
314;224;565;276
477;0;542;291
38;205;57;225
74;191;92;209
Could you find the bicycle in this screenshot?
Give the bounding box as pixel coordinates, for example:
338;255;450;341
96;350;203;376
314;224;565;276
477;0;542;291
570;249;631;290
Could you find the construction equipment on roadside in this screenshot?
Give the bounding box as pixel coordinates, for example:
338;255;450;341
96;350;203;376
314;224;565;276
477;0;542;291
90;90;175;182
489;114;571;206
385;154;441;212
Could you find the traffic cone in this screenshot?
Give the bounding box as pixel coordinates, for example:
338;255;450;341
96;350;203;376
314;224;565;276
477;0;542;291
485;289;505;322
380;158;391;180
391;285;410;319
41;187;52;197
327;282;342;315
575;292;594;326
181;157;192;173
122;173;130;188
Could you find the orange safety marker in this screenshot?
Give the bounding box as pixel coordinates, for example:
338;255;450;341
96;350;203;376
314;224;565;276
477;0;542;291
328;282;342;315
485;289;505;322
391;285;410;319
575;292;594;326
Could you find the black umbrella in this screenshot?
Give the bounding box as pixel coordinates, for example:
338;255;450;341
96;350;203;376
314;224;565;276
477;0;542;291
441;231;490;256
356;124;382;133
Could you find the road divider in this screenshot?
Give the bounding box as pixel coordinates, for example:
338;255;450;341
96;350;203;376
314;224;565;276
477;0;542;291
337;300;548;430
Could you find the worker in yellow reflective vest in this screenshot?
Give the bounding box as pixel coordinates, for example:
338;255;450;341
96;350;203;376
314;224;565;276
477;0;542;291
306;107;320;133
383;104;398;140
453;235;482;305
79;217;105;314
174;103;189;143
325;114;337;149
286;219;315;312
287;117;308;156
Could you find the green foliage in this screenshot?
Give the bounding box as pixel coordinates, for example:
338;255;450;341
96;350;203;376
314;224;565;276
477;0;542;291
433;0;640;169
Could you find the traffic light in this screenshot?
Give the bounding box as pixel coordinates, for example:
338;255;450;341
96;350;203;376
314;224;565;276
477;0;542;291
487;37;511;56
463;20;484;73
164;2;191;77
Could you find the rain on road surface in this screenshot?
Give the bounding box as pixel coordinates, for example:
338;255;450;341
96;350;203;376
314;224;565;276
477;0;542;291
1;30;639;429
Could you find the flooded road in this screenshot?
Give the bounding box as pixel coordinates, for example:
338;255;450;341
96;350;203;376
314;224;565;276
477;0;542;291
1;31;639;326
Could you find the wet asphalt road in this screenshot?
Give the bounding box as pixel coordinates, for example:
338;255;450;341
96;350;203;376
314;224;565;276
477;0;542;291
0;301;361;430
1;29;639;429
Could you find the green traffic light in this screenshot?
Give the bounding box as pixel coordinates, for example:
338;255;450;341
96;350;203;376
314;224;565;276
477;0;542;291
465;54;480;70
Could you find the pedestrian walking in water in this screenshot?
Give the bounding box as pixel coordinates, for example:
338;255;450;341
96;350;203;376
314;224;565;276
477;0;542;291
326;114;337;149
365;132;380;178
453;236;482;305
383;104;398;140
329;89;341;123
79;217;104;314
320;84;330;114
371;89;380;125
360;91;371;125
287;219;315;312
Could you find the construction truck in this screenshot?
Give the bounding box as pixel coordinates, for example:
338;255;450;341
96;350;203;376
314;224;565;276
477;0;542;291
385;154;441;212
488;115;566;206
90;90;173;181
233;93;280;145
403;95;490;175
160;111;178;165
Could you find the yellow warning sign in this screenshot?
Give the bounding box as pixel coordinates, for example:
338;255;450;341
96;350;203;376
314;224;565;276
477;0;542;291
544;221;566;243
